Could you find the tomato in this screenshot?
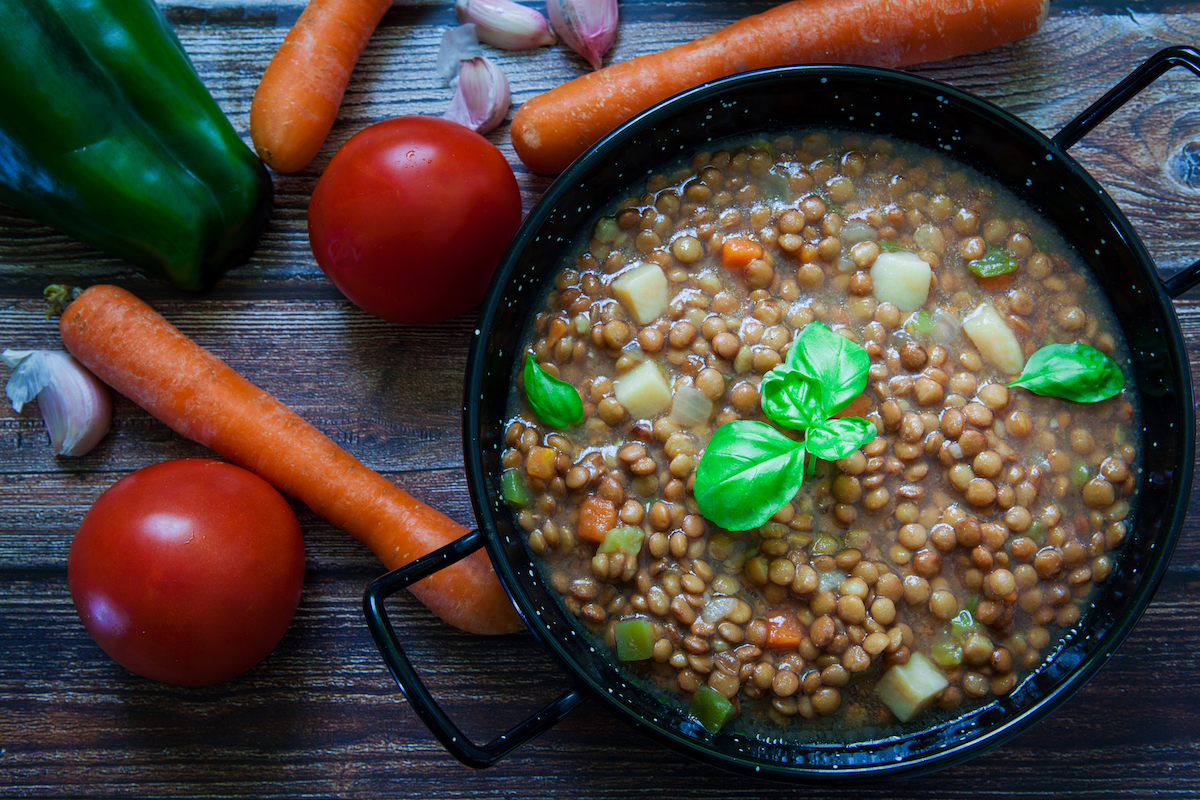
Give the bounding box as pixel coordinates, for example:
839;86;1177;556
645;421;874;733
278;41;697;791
307;116;523;326
67;459;306;685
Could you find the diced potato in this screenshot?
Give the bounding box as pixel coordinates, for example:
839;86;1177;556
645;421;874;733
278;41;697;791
870;251;932;312
962;302;1026;375
611;263;669;325
875;652;949;723
614;360;672;419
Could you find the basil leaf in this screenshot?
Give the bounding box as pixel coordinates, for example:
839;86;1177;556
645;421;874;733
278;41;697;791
785;321;869;415
523;354;584;428
805;416;877;461
969;246;1019;278
693;421;807;531
1008;343;1125;403
760;367;826;431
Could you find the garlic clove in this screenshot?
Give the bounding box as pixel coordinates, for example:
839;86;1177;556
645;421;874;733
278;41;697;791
442;56;511;135
436;23;484;85
2;349;111;456
546;0;618;70
455;0;556;51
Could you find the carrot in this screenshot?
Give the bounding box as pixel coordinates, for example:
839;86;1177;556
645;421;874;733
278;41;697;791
250;0;392;173
576;494;617;543
721;236;764;271
510;0;1049;175
525;445;559;480
766;611;805;649
975;272;1015;292
833;391;873;420
59;285;522;636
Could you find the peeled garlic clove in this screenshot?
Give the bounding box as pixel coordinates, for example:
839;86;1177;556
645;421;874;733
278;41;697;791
546;0;618;70
442;56;511;134
2;349;111;456
455;0;556;50
437;23;483;85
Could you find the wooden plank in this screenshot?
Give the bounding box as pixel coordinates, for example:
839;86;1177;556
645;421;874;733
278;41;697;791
0;3;1198;797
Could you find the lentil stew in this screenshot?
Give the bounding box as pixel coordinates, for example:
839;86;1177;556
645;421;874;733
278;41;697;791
424;63;1196;778
501;129;1142;738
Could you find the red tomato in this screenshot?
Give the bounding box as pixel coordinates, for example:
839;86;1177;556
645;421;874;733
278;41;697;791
307;116;523;326
68;459;306;685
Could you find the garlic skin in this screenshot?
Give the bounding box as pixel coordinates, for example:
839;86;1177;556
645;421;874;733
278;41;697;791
2;349;111;456
455;0;556;51
437;23;484;85
546;0;618;70
442;56;511;135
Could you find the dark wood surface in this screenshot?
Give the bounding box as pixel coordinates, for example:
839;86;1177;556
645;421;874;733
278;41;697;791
2;2;1199;797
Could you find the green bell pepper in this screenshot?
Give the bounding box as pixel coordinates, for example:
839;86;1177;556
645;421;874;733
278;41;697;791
0;0;273;290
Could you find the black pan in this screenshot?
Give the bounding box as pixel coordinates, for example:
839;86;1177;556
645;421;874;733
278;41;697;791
364;47;1200;782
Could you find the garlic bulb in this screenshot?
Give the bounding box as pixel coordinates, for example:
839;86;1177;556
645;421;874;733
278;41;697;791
3;349;111;456
443;56;511;134
454;0;556;50
546;0;618;70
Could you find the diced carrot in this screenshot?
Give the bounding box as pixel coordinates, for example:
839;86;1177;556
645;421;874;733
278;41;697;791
577;494;617;543
766;611;806;649
975;273;1014;291
721;236;764;271
834;392;873;419
525;445;559;480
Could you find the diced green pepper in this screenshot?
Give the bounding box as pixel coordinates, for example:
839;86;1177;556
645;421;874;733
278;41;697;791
690;686;737;733
968;246;1019;278
1072;460;1092;490
613;618;656;661
501;469;533;508
950;609;980;636
960;594;980;615
931;639;963;668
598;525;644;556
593;216;620;243
906;309;934;335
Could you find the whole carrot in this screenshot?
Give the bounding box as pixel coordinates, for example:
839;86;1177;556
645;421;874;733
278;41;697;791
511;0;1049;175
250;0;392;173
59;285;523;636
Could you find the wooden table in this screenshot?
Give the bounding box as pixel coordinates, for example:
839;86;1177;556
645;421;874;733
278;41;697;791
2;1;1198;797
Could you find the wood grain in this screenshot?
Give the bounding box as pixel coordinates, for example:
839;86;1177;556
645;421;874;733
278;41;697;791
1;3;1198;798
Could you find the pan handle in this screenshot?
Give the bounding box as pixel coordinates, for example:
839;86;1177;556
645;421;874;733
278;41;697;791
1051;45;1200;299
362;529;588;768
